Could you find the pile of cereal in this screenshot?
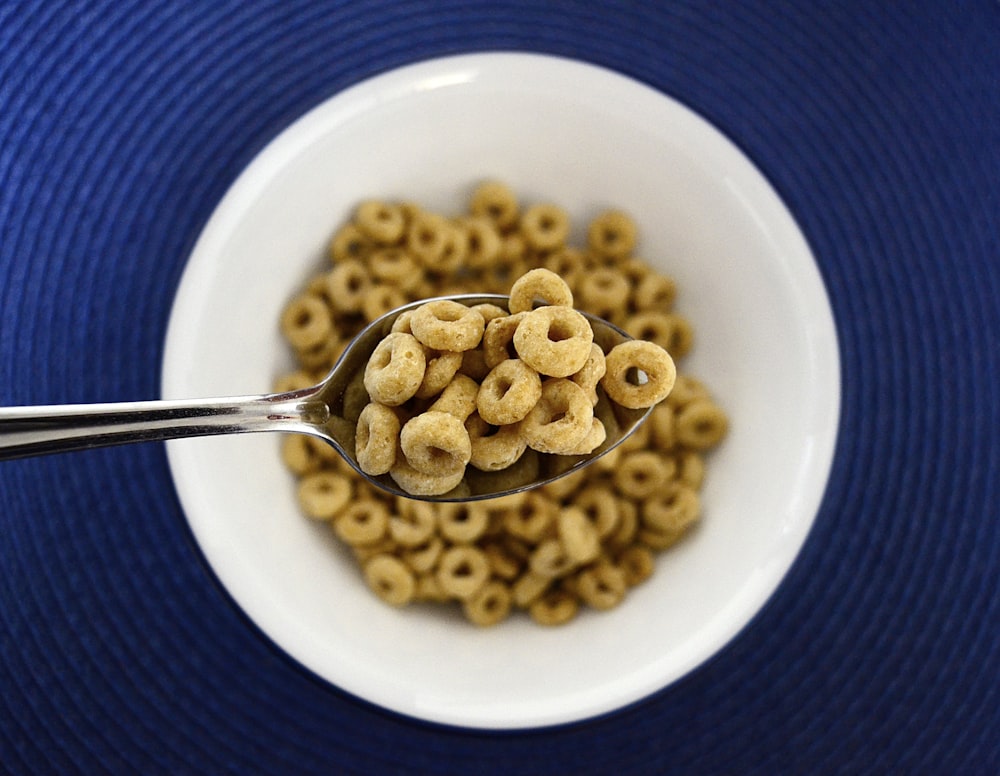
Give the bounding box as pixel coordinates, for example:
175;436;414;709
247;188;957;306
276;182;728;626
357;267;677;496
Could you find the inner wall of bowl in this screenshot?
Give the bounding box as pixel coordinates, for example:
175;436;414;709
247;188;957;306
165;59;836;728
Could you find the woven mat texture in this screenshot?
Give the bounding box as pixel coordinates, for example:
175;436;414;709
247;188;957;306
1;2;997;773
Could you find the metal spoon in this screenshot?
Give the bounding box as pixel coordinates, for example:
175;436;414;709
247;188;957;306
0;294;651;502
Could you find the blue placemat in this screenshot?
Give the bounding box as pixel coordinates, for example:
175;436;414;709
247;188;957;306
1;1;997;773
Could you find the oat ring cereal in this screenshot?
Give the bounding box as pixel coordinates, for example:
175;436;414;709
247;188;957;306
513;306;594;378
557;506;601;564
469;180;519;230
415;349;464;399
355;199;406;244
520;202;571;252
518;378;594;454
334;500;389;546
507;267;574;314
476;358;543;425
278;183;729;627
575;560;627;610
467;420;528;471
462;580;512;627
569;343;607;405
388;501;437;547
363;554;416;606
482;312;525;368
296;471;352;520
363;332;427;406
325;258;371;313
642;482;701;533
562;416;607;456
400;411;472;476
601;339;677;409
675;398;729;450
587;209;637;259
389;457;466;497
355;403;400;476
436;546;491;600
427;373;480;421
280;293;332;351
409;299;486;352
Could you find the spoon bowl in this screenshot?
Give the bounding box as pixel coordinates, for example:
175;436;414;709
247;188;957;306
0;293;651;502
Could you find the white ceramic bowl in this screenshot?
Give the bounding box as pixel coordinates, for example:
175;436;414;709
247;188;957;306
162;52;840;729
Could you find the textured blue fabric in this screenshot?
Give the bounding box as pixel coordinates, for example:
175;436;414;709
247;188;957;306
1;1;998;773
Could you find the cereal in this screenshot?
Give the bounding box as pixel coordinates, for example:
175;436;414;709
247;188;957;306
355;402;400;476
362;285;409;324
469;180;519;230
403;534;444;573
281;434;320;476
503;491;557;543
277;183;728;626
409;299;486;352
370;247;421;291
414;350;464;399
507;267;574;313
642;482;701;533
674;398;729;450
520;203;570;252
355;200;406;245
466;413;528;471
613;450;676;499
575;560;627;610
436;545;491;600
399;411;471;476
482;312;525;368
617;545;655;586
557;506;601;564
334;499;389;546
529;589;578;626
601;340;677;409
675;450;706;490
569;343;606;405
389;457;465;497
297;470;352;519
587;209;637;259
513;306;594;378
561;417;608;456
577;267;630;319
483;541;523;580
512;571;551;608
407;211;455;269
363;332;427;406
477;359;543;425
529;539;577;579
427;373;480;420
364;554;416;606
326;258;371;313
518;378;593;454
460;216;503;269
330;223;373;264
388;500;437;547
281;293;333;350
574;485;620;539
462;580;512;626
633;273;677;311
437;502;490;544
623;310;678;354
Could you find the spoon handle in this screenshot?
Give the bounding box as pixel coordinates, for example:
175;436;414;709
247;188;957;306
0;392;328;460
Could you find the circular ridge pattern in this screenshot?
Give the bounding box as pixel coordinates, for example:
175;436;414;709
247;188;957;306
1;1;997;774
